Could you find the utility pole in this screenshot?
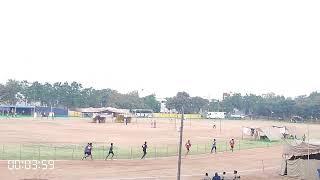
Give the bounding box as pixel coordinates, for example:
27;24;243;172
220;118;222;134
177;107;184;180
307;123;310;177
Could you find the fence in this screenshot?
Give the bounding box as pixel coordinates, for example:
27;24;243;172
0;140;282;160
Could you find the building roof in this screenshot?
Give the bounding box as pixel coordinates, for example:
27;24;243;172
76;107;130;114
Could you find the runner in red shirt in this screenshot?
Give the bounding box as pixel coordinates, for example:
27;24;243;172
185;140;191;156
230;139;235;152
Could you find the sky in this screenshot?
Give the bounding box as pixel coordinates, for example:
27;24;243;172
0;0;319;99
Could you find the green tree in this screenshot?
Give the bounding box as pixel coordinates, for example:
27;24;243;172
0;80;22;104
143;94;160;112
166;92;192;113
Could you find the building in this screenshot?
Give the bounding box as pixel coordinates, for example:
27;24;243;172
157;98;177;113
131;109;153;118
0;104;68;117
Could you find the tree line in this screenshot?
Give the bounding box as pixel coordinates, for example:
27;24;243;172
0;80;160;112
0;79;319;120
166;92;320;120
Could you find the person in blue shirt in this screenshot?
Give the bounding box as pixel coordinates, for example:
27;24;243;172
81;143;93;160
212;172;221;180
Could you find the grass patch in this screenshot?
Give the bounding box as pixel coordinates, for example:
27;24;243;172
0;139;282;160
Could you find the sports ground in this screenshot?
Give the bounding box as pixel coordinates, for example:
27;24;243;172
0;117;319;179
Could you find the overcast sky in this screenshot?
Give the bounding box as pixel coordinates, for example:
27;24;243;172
0;0;319;99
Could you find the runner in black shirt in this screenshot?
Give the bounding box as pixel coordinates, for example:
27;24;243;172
141;141;147;159
105;143;114;160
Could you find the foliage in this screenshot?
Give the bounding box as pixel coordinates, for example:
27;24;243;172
0;80;159;111
0;79;319;120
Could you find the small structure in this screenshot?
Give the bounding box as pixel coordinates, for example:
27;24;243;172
76;107;132;123
230;108;246;119
132;109;153;118
242;126;291;141
0;105;67;117
291;115;304;123
92;114;106;123
115;114;132;123
206;112;226;119
281;140;320;180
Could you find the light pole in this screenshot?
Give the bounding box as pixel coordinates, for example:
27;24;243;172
307;123;310;177
177;107;184;180
218;100;222;134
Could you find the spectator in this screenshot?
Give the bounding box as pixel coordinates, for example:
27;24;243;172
233;170;240;179
221;172;226;180
212;172;221;180
202;173;211;180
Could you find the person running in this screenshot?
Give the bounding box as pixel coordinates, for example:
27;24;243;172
185;140;191;156
230;139;235;152
81;143;93;160
211;139;217;153
141;141;147;159
105;143;114;160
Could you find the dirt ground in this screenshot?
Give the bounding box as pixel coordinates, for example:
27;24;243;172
0;118;319;179
0;118;318;146
1;146;284;180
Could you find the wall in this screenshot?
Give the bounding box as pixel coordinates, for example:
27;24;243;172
153;113;202;119
68;110;82;117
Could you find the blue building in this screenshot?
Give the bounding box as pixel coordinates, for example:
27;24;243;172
0;105;68;117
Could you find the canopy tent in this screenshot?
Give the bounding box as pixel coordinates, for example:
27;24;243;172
242;126;291;141
281;140;320;180
76;107;131;117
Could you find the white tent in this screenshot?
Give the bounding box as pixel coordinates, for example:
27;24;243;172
242;126;289;141
281;140;320;180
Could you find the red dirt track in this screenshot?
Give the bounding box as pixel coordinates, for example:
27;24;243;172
1;118;318;179
1;146;283;180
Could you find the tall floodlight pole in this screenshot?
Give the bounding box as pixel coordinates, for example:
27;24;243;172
177;106;184;180
307;123;310;177
220;118;222;134
33;93;36;119
218;100;222;134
